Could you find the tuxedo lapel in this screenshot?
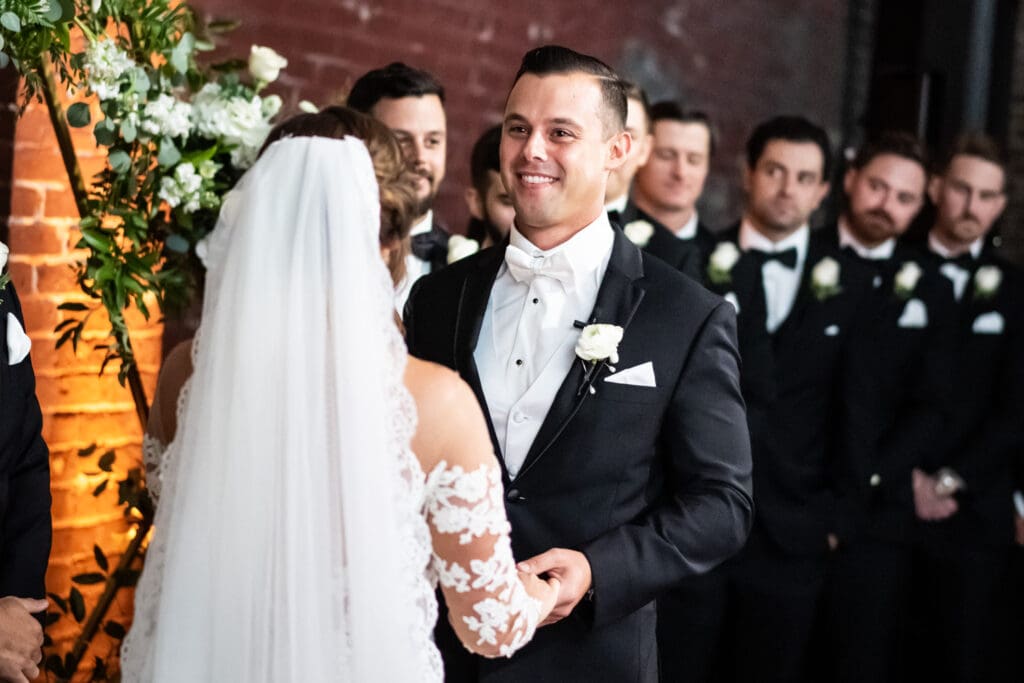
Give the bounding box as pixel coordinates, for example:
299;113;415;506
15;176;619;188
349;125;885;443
454;247;505;456
514;230;647;481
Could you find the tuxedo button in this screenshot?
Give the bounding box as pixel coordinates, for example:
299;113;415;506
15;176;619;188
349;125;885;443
870;474;881;487
512;411;527;424
506;488;523;502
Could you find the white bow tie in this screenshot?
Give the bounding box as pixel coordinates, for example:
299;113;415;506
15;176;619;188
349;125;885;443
504;244;574;287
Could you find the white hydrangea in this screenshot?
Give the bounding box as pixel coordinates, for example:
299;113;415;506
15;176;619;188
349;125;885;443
141;94;193;139
191;84;272;169
158;163;204;214
83;39;136;101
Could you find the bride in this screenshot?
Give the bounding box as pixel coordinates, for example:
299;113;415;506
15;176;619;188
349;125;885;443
120;106;559;681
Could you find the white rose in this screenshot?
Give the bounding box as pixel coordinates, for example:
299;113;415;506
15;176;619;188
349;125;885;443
812;256;840;288
895;261;923;293
710;242;741;272
975;265;1002;294
623;220;654;247
447;235;480;264
575;324;624;364
248;46;288;84
0;241;9;270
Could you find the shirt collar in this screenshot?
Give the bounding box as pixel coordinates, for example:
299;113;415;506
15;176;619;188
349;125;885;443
604;194;629;215
838;217;895;260
927;231;983;260
508;213;615;290
739;219;810;265
409;210;434;237
675;212;700;240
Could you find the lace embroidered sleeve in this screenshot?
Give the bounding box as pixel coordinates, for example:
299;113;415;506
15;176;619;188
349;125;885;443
424;461;541;658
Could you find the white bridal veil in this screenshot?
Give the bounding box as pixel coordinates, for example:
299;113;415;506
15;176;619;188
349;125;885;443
121;136;431;681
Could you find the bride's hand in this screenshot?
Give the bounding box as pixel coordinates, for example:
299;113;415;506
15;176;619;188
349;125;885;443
518;571;560;624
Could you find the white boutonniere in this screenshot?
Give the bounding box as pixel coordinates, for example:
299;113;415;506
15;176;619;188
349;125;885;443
446;234;480;264
707;242;741;286
811;256;842;301
973;265;1002;300
0;241;10;305
623;220;655;247
894;261;923;299
575;323;624;395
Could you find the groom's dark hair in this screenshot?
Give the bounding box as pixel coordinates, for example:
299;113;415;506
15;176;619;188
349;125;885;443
510;45;626;136
347;62;446;113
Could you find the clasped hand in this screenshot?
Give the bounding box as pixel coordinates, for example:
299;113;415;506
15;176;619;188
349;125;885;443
518;548;592;626
0;596;47;683
912;468;959;521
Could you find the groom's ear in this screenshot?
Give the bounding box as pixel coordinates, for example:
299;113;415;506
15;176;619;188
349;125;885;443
605;130;631;171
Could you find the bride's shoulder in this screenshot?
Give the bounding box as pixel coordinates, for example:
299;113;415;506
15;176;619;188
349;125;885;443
404;358;492;469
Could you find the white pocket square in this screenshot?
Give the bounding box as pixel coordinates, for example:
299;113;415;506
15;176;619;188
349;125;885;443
604;361;656;387
6;312;31;365
824;324;840;337
972;311;1004;334
897;298;928;329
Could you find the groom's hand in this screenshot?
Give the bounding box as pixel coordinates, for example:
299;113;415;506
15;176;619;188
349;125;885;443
518;548;592;626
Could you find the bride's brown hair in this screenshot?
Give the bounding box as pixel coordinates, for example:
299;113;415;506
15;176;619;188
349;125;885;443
260;106;417;283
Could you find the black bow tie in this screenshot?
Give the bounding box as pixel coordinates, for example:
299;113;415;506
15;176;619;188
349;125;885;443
607;209;622;226
411;230;446;262
752;247;798;269
940;252;976;269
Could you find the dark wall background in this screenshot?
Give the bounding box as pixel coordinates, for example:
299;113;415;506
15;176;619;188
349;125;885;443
190;0;849;232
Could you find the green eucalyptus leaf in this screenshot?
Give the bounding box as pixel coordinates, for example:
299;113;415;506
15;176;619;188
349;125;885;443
43;0;63;22
0;52;8;70
130;66;150;94
121;118;137;143
0;12;21;33
169;32;195;74
164;233;189;253
158;138;181;167
58;0;75;22
94;119;116;146
66;102;91;128
0;34;5;52
108;149;131;174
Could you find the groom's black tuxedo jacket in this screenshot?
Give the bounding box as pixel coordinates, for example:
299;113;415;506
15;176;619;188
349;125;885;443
405;226;753;683
707;226;878;555
917;246;1024;547
0;283;51;598
617;200;715;283
818;226;959;544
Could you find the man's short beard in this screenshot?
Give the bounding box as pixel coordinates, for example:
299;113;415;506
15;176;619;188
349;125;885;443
414;191;437;220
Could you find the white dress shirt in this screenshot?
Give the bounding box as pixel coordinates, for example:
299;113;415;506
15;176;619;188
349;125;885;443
928;231;983;301
739;221;810;333
604;194;629;216
838;217;895;260
394;210;435;313
674;211;700;240
475;215;614;477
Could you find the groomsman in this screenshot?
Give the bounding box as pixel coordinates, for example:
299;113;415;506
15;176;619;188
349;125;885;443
629;102;717;280
348;62;449;308
405;46;753;683
465;124;515;248
818;132;958;683
913;133;1024;683
602;81;652;226
0;267;50;681
662;116;877;683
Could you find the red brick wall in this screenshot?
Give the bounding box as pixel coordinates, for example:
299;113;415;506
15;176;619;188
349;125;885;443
193;0;849;230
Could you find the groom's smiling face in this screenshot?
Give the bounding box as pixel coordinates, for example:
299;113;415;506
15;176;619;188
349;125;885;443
501;72;629;247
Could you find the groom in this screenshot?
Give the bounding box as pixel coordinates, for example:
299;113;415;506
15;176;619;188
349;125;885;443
405;46;753;682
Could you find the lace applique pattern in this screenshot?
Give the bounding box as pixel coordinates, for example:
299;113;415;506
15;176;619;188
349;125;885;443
425;461;541;658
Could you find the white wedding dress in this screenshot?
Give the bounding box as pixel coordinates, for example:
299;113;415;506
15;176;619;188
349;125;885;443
122;136;539;681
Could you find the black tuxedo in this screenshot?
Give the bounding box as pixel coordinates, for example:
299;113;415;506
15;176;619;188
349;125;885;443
813;227;959;683
0;283;51;599
910;244;1024;683
614;200;715;283
405;226;753;682
659;226;879;683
